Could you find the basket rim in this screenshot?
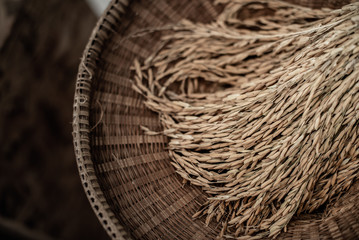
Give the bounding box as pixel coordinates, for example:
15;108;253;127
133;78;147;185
72;0;130;239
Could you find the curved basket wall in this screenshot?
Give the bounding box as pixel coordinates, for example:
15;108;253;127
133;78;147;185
73;0;359;239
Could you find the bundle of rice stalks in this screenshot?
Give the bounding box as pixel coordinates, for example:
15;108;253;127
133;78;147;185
131;0;359;238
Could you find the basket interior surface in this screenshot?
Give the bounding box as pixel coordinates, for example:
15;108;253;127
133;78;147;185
73;0;359;239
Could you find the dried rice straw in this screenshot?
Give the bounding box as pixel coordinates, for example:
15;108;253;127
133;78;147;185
131;0;359;238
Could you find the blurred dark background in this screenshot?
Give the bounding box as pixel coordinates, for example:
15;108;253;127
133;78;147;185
0;0;108;239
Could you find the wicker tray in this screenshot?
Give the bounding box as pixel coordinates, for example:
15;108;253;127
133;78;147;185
73;0;359;239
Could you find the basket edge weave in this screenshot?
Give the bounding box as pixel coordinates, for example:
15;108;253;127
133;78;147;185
72;0;131;239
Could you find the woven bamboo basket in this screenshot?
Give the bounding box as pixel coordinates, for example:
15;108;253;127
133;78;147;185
73;0;359;239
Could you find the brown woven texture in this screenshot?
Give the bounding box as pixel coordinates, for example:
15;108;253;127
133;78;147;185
73;0;359;239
